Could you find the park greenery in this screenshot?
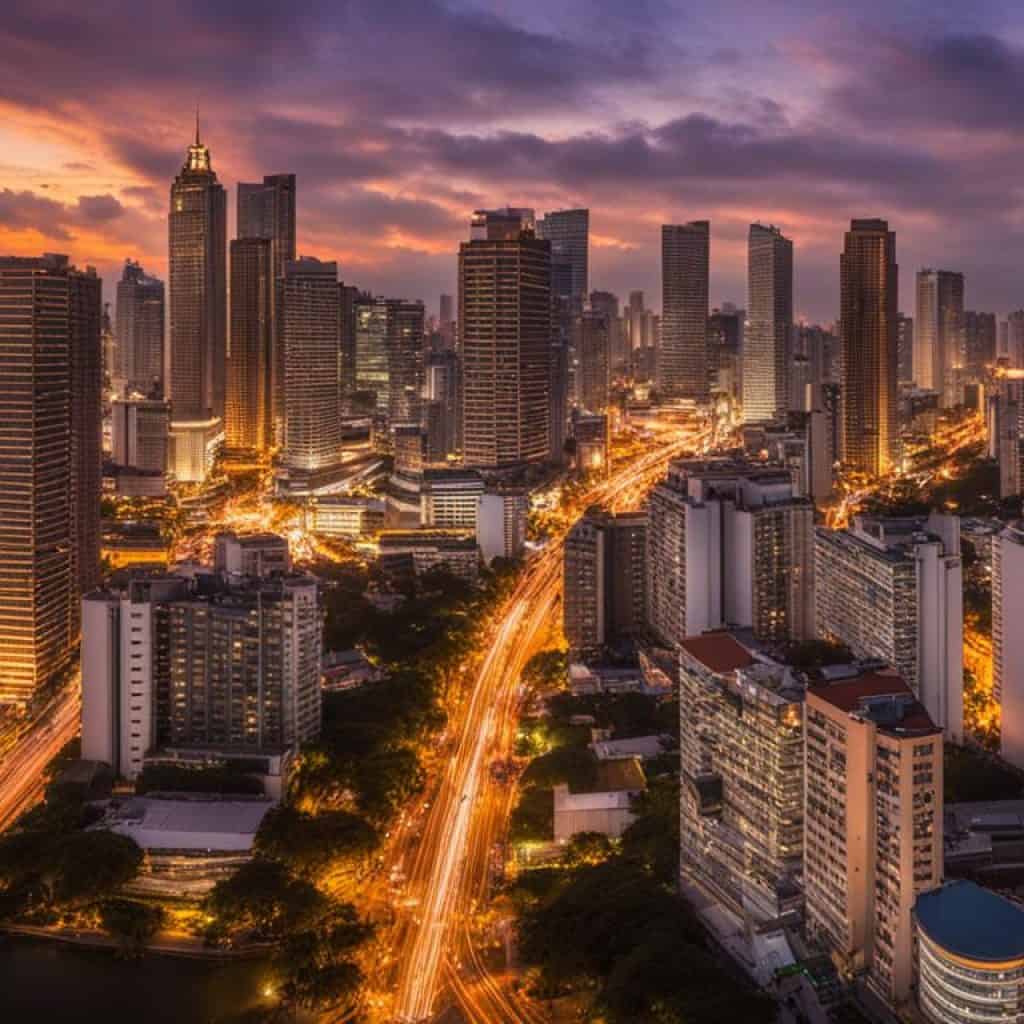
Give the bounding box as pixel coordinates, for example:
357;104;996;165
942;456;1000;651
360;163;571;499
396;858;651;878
944;743;1024;803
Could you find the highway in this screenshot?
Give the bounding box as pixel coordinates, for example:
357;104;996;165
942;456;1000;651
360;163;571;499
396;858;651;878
386;428;709;1023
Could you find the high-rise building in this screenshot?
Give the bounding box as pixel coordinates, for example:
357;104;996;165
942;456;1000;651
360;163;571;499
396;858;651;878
168;120;227;482
992;371;1024;498
477;487;529;563
280;258;341;488
840;220;898;476
896;313;914;385
915;269;964;407
226;237;272;455
460;209;550;468
82;568;320;779
708;305;744;399
0;254;101;704
660;222;710;399
744;224;793;423
111;397;170;474
536;208;589;308
963;310;996;378
645;460;814;650
571;311;610;412
353;297;425;424
115;259;164;397
438;293;455;349
804;670;942;1007
563;507;646;655
815;513;963;739
993;522;1024;769
423;349;460;461
678;634;804;923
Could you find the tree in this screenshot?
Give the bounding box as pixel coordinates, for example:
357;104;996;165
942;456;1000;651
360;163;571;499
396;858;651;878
562;832;615;868
51;830;143;906
99;898;165;953
523;649;568;690
254;806;378;881
521;746;597;792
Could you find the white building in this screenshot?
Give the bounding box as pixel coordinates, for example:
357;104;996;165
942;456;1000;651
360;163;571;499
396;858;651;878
994;522;1024;769
815;513;963;740
420;469;484;529
477;489;529;563
213;531;290;578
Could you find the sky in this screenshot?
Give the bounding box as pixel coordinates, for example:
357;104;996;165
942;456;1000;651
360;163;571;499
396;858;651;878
2;0;1024;321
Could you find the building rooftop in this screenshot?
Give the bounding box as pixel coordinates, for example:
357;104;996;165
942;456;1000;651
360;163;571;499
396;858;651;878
680;632;757;674
808;670;939;734
101;796;273;852
915;881;1024;964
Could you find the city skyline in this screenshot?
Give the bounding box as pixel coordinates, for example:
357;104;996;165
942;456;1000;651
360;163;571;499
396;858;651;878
4;3;1024;320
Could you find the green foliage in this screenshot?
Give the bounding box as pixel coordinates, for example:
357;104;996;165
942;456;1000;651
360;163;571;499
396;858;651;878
517;858;776;1022
944;743;1024;803
562;832;615;868
620;776;680;885
521;746;598;792
522;649;568;690
782;639;854;673
545;691;666;741
52;830;143;906
99;898;165;953
136;762;265;796
254;806;378;879
510;788;554;844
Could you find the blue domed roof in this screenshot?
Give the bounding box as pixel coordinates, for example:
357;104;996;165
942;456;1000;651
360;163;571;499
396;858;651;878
916;881;1024;963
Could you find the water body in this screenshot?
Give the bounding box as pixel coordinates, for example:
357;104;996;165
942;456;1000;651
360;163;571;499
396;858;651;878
0;936;279;1023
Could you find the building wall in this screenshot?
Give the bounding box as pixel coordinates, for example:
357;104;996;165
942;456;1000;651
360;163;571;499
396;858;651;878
995;525;1024;769
660;222;710;399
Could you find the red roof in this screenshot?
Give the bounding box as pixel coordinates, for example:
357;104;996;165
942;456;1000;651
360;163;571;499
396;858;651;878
679;632;756;674
808;670;939;733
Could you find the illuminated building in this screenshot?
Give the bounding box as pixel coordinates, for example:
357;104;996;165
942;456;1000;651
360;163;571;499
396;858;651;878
964;310;996;379
571;310;610;412
111;397;170;495
280;258;342;491
589;291;624;372
645;460;814;651
213;531;290;579
840;219;898;476
678;634;804;923
804;669;943;1008
537;208;589;308
913;881;1024;1024
815;514;963;739
420;469;484;530
992;371;1024;499
744;223;793;423
915;269;964;407
377;530;479;581
115;259;164;396
308;495;386;537
660;221;710;400
226;237;272;456
0;254;101;705
168;118;227;482
354;297;425;424
993;522;1024;770
563;507;647;655
424;350;460;460
897;313;914;385
477;487;528;563
438;293;455;349
460;208;551;468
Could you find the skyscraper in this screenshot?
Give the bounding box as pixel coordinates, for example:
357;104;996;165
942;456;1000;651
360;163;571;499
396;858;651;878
353;297;426;424
536;208;589;308
226;237;272;456
168;118;227;481
744;224;793;423
963;310;996;378
280;258;341;488
0;254;101;705
840;219;898;476
460;209;551;468
236;174;296;439
115;259;164;397
896;312;914;384
660;221;710;399
993;522;1024;770
915;269;964;407
571;311;610;412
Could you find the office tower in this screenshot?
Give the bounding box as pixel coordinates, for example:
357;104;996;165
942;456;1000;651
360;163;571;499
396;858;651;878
280;258;341;487
645;460;814;650
563;507;646;655
82;574;188;779
815;514;963;739
708;305;744;399
460;209;550;468
115;259;164;396
1005;311;1024;367
112;397;170;472
804;670;942;1007
477;487;529;563
0;255;101;704
339;283;366;405
420;469;484;530
806;382;835;503
994;373;1024;498
914;882;1024;1024
915;269;964;406
168;120;227;482
993;523;1024;769
660;221;710;399
438;293;455;349
678;635;803;922
744;224;793;423
353;297;425;423
423;349;460;460
896;313;914;384
101;303;116;391
963;310;996;377
226;237;272;456
840;219;898;476
214;531;291;578
572;311;610;412
354;299;388;410
536;208;589;308
549;335;569;463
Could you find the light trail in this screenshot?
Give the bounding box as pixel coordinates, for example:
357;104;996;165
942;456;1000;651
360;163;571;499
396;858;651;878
386;429;709;1023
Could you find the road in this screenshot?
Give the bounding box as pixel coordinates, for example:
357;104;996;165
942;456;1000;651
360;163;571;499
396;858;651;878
0;676;81;832
385;429;709;1023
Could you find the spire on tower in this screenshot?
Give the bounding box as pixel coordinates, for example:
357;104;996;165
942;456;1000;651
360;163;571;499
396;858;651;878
195;104;201;146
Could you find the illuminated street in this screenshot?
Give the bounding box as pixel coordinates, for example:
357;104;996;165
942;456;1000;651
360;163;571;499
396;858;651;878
383;428;710;1024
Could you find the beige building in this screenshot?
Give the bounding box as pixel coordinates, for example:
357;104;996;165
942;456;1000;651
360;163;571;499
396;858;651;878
804;668;943;1008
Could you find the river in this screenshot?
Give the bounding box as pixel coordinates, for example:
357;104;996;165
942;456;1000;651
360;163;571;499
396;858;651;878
0;936;283;1022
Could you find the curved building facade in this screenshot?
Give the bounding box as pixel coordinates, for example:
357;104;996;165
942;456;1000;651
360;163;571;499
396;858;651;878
915;881;1024;1023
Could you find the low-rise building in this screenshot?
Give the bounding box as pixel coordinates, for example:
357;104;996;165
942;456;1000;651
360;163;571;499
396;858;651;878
553;758;645;842
213;531;290;578
914;881;1024;1024
308;495;386;537
377;529;479;581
